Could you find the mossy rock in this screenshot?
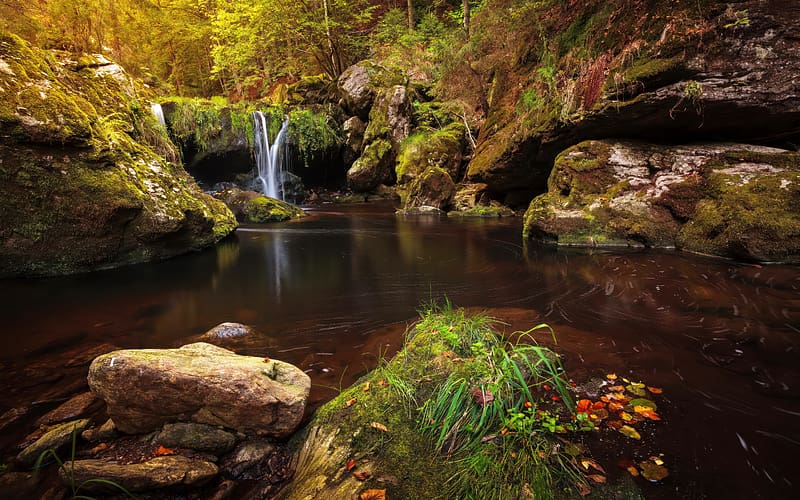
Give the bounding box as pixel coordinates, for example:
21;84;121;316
347;139;394;192
524;140;800;262
448;204;515;218
398;166;456;211
246;196;305;223
396;122;466;184
0;32;236;277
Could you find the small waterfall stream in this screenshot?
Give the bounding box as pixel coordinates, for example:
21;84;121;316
150;102;166;128
253;111;290;200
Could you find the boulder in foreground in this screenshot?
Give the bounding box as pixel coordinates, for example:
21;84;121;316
88;343;310;437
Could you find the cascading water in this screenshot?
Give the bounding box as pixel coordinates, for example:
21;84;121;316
150;102;166;128
252;111;290;200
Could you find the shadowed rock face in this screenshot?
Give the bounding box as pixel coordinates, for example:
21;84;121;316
88;342;311;437
468;1;800;194
524;140;800;262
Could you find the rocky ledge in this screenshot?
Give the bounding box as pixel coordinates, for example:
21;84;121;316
524;140;800;263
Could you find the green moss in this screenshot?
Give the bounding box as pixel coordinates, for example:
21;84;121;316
448;205;515;218
246;196;305;223
623;56;682;82
287;107;342;169
396;122;465;183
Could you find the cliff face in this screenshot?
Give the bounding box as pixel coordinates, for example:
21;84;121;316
0;33;236;277
465;0;800;198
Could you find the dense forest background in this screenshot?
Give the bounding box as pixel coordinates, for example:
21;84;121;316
1;0;485;99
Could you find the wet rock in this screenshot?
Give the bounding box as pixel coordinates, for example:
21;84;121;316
16;419;90;466
156;422;236;455
338;62;376;119
0;407;28;432
201;322;257;341
398;167;456;211
35;392;99;427
88;343;311;437
0;472;37;499
212;188;305;223
523;140;800;262
347;139;394;192
82;418;117;442
452;183;490;210
220;439;276;479
59;456;218;493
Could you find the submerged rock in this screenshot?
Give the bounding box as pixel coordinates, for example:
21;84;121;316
87;342;310;437
524;140;800;262
59;456;217;493
0;33;236;277
201;322;257;341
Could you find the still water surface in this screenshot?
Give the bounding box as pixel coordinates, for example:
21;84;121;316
1;204;798;498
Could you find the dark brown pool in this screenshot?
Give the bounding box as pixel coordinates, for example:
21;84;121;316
1;203;798;498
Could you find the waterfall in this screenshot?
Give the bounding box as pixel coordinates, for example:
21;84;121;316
150;103;166;128
253;111;290;200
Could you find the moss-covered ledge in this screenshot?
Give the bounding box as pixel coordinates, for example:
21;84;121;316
278;305;644;499
523;140;800;263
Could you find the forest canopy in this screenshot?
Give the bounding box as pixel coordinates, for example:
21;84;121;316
3;0;475;98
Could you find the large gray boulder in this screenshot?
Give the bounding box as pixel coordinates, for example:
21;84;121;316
524;140;800;262
337;63;375;119
87;343;310;437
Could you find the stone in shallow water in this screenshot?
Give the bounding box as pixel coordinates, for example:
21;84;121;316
59;456;218;493
201;322;256;341
88;342;310;437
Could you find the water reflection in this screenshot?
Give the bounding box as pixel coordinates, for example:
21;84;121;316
0;206;797;498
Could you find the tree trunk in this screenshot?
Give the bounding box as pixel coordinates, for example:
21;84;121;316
407;0;414;30
463;0;470;37
322;0;338;76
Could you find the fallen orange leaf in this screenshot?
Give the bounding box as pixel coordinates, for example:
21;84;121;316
608;385;625;392
577;481;591;496
377;379;389;387
155;445;174;456
363;382;371;392
627;466;640;477
524;400;533;408
263;357;271;363
608;402;624;412
550;395;561;401
591;401;606;410
606;374;618;380
577;399;592;413
346;459;357;471
360;489;386;500
647;386;663;394
346;398;357;407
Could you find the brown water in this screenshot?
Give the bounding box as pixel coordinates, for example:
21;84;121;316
0;204;798;498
